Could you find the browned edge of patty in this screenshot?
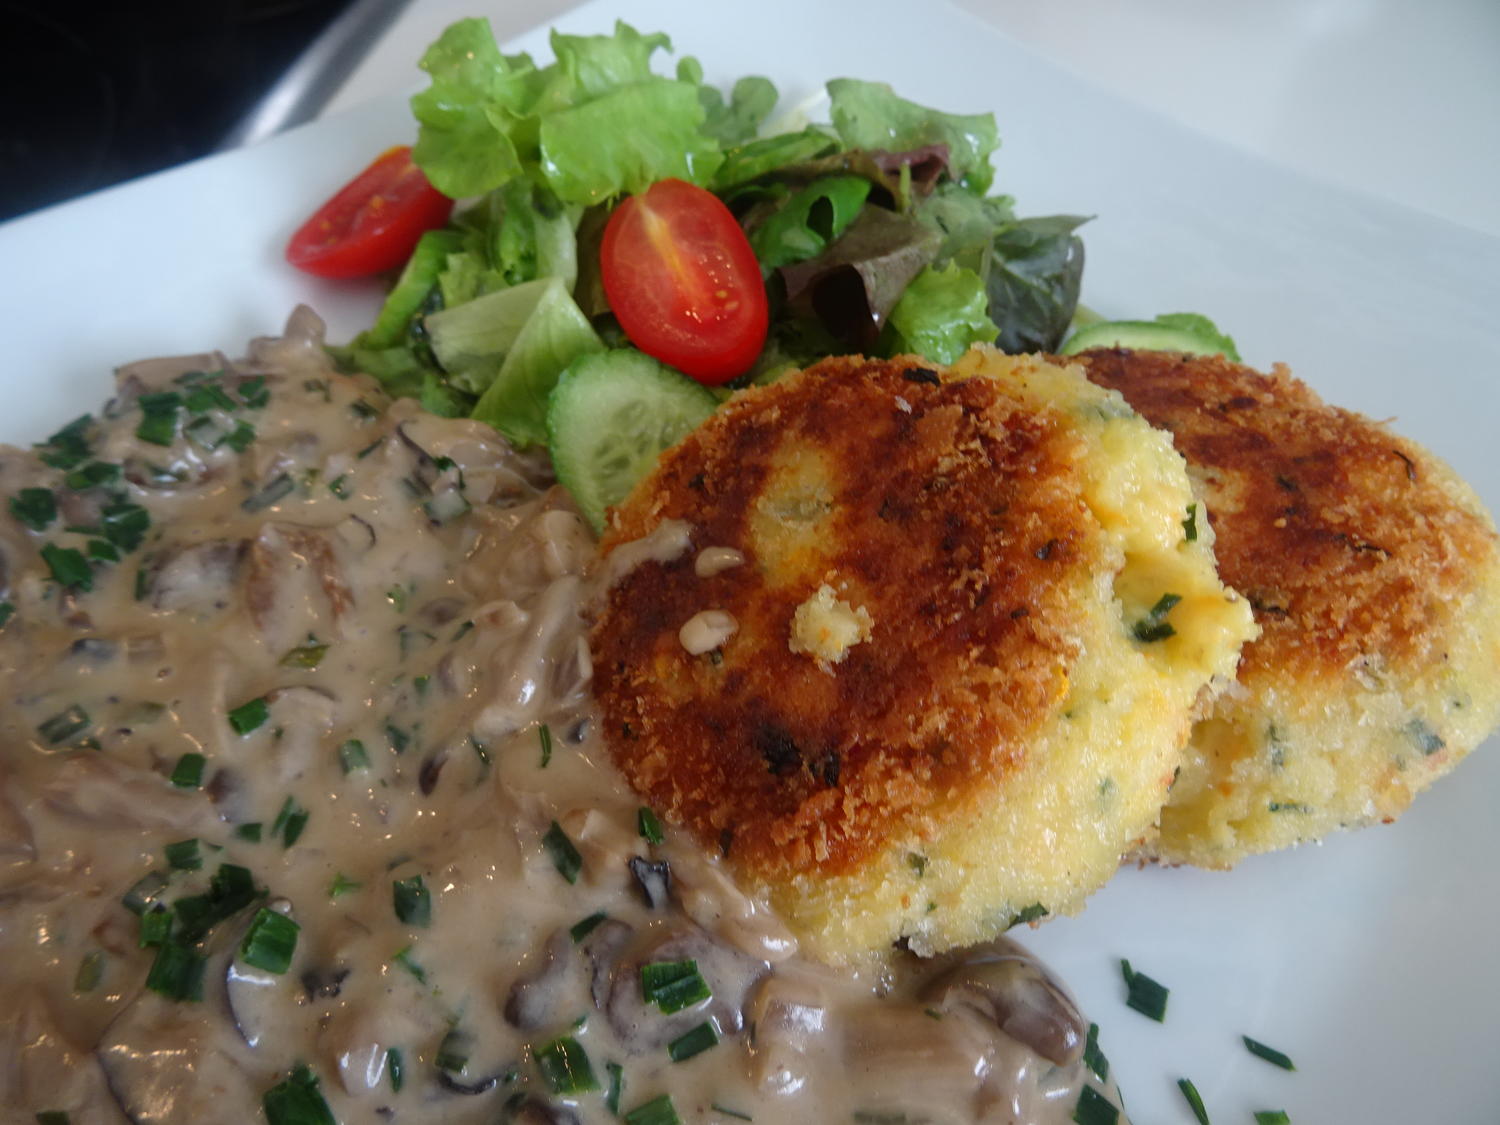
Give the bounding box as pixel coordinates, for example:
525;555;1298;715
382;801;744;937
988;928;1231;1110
1074;348;1499;686
592;355;1108;884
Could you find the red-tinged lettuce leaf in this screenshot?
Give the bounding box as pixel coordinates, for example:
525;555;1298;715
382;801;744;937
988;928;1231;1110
985;215;1088;354
779;206;943;350
827;78;1000;194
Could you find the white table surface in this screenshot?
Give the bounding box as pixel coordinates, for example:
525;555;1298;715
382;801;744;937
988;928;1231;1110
321;0;1500;239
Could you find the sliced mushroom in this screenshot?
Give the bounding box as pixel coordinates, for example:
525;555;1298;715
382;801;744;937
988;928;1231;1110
98;990;261;1124
744;967;833;1097
503;1095;582;1125
918;941;1087;1067
42;755;211;833
602;924;767;1052
504;929;574;1031
139;539;246;614
842;1004;993;1125
1;987;125;1125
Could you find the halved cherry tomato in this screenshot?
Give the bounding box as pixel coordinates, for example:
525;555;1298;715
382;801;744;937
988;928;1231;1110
599;179;769;385
285;146;453;279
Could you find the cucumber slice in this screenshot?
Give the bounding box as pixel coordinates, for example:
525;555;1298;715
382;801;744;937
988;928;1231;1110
547;350;720;533
1058;312;1240;361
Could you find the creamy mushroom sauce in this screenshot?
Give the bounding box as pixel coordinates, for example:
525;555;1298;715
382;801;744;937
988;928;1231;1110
0;310;1127;1125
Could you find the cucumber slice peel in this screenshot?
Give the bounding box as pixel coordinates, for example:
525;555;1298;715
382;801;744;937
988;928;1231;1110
1059;312;1240;361
546;350;720;533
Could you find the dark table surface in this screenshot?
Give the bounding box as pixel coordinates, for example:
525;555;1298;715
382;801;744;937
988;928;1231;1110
2;0;360;223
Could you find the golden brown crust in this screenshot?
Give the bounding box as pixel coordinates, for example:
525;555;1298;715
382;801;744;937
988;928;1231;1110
1074;348;1499;687
592;355;1105;884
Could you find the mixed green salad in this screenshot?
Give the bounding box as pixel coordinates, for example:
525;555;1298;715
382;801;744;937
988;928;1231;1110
290;17;1234;528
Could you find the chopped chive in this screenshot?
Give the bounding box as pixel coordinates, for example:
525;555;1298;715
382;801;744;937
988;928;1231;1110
238;376;271;409
452;620;473;641
171;863;258;942
0;601;13;628
435;1027;471;1073
605;1061;624;1115
279;642;329;669
386;1047;404;1092
1242;1035;1296;1071
41;543;92;591
338;739;369;773
392;875;432;927
1120;959;1169;1022
263;1063;336;1125
37;704;91;746
240;907;300;974
536;1035;601;1094
712;1106;752;1122
1253;1113;1290;1125
1082;1022;1109;1082
623;1094;681;1125
413;674;430;698
329;872;362;898
386;585;408;612
393;945;427;984
542;820;583;884
1267;801;1311;813
349;399;381;421
183;383;239;414
87;538;120;562
138;905;174;948
100;499;150;550
907;851;928;877
223;421;257;452
169;752;205;789
638;806;664;845
164;838;203;871
641;959;712;1014
227;697;269;735
64;460;122;490
37;417;94;471
122;869;171;915
242;473;294;512
135;391;183;446
10;488;57;530
1071;1085;1119;1125
35;1111;71;1125
538;722;553;767
1131;592;1182;643
1177;1077;1210;1125
235;822;263;843
74;950;105;993
356;436;384;459
1012;902;1048;925
385;721;410;753
570;912;608;942
668;1020;719;1061
271;795;309;848
1183;502;1199;542
328;474;351;499
144;940;205;1001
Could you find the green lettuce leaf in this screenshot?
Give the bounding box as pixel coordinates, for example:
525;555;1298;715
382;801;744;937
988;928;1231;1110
827;78;1000;194
470;280;604;447
410;19;538;199
749;176;870;269
881;263;995;364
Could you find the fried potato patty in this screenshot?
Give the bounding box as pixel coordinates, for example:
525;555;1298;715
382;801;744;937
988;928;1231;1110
591;348;1254;960
1076;348;1500;867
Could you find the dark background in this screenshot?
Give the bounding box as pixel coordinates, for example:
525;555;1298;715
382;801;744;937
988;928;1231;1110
2;0;359;223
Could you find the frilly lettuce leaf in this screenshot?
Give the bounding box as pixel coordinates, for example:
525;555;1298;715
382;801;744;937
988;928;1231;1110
827;78;1000;194
881;263;995;364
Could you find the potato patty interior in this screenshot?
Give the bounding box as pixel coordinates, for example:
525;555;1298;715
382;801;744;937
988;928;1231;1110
593;348;1255;960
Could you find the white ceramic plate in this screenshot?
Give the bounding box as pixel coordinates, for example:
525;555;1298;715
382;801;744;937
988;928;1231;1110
3;1;1498;1120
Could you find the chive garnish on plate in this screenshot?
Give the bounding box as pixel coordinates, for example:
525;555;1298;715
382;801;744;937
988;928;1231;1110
539;722;553;767
10;487;57;530
1070;1085;1119;1125
1131;592;1181;643
1177;1077;1210;1124
1242;1035;1296;1070
1120;958;1169;1021
386;1047;404;1092
41;543;92;591
144;940;206;1001
1082;1022;1109;1082
164;838;203;871
227;697;269;735
135;391;183;446
1253;1112;1290;1125
570;911;608;942
170;752;205;788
